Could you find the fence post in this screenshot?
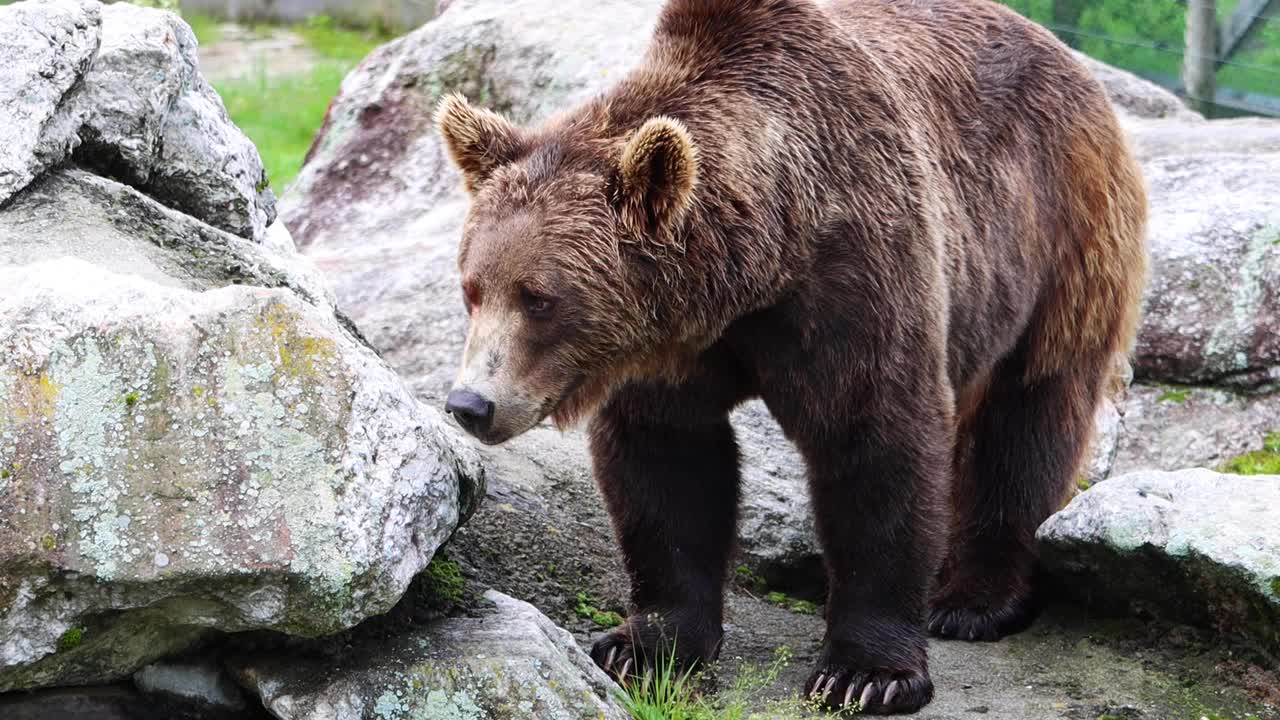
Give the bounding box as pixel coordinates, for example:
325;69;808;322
1183;0;1218;115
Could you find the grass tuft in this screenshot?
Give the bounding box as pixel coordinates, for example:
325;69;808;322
618;645;833;719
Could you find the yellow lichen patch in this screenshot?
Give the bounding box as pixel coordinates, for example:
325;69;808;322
6;371;62;423
257;302;337;381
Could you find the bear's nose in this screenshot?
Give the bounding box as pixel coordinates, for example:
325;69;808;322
445;388;495;435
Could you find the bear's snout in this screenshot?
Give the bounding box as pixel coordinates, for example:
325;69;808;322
445;388;496;436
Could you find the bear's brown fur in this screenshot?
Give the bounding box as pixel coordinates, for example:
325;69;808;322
437;0;1146;713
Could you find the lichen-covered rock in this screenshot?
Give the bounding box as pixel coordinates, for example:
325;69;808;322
1037;469;1280;657
0;0;101;203
0;0;275;242
231;590;628;720
1131;119;1280;392
0;169;482;690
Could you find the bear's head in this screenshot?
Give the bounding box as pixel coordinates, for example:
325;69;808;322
435;93;700;444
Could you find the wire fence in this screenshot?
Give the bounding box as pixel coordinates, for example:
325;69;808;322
1002;0;1280;117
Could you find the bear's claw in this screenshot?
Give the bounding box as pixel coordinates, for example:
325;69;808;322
805;666;932;715
591;632;637;685
928;589;1037;642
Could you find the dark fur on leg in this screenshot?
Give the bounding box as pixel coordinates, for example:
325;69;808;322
587;364;747;683
932;339;1108;642
794;399;949;715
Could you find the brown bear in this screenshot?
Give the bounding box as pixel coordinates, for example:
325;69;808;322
436;0;1146;714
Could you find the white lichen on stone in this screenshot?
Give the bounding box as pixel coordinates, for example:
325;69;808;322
0;260;478;691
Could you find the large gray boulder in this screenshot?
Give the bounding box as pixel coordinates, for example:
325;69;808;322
1130;119;1280;392
0;0;275;242
232;590;629;720
1038;469;1280;658
0;0;100;202
0;179;481;691
0;5;482;692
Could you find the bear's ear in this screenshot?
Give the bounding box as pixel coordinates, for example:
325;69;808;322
616;117;698;236
435;93;523;193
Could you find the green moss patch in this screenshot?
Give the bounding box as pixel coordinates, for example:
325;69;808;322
1156;386;1192;404
56;627;85;652
420;556;465;610
764;591;817;616
573;591;624;628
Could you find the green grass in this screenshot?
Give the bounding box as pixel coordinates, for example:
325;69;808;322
202;14;392;190
214;63;349;190
185;12;224;46
619;646;824;720
1156;386;1192;404
764;591;818;616
296;14;388;61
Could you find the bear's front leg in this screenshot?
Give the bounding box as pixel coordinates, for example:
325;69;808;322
586;378;743;684
788;388;950;715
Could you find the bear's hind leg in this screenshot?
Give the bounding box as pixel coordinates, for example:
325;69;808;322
930;340;1108;641
586;377;743;684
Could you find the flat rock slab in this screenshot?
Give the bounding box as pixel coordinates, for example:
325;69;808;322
1038;469;1280;659
1113;384;1280;476
232;590;628;720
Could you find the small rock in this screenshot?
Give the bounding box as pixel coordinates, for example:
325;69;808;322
133;659;246;713
231;590;628;720
1037;469;1280;657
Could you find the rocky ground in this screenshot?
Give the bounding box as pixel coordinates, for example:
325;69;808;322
0;0;1278;719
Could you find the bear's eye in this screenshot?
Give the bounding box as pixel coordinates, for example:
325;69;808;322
520;287;556;318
